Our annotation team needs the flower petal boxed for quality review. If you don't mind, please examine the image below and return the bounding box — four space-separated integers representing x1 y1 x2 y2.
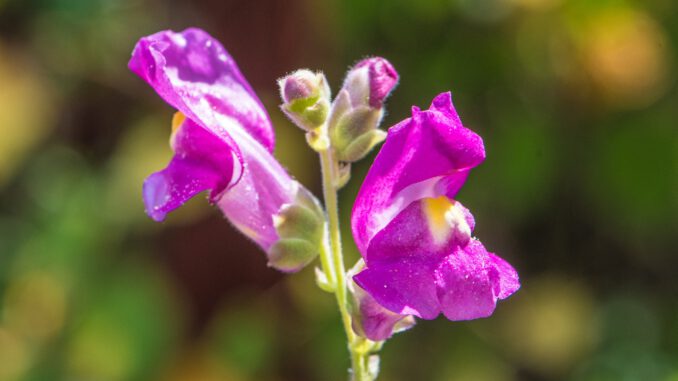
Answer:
129 28 275 157
488 252 521 299
362 199 474 264
351 92 485 254
216 126 300 251
351 281 415 341
143 118 236 221
435 240 520 320
354 258 439 319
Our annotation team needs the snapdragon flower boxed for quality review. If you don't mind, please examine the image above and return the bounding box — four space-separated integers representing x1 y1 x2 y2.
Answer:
129 28 323 272
351 92 520 339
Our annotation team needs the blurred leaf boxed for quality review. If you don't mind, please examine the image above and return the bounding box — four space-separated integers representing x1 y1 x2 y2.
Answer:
209 307 276 378
65 262 181 381
585 103 677 242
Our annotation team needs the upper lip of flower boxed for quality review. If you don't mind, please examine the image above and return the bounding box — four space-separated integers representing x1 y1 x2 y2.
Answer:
130 28 324 272
351 92 486 254
129 27 276 192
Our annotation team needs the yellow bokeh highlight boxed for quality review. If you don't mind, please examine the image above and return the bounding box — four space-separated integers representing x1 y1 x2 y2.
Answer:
494 275 598 376
4 270 67 343
582 8 671 108
0 41 55 186
0 327 30 381
66 317 134 381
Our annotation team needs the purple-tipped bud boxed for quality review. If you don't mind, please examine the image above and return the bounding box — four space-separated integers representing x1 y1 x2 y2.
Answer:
327 57 398 163
278 70 331 131
354 57 399 108
280 70 316 103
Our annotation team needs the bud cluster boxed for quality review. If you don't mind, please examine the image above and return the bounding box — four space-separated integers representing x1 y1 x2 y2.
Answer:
278 57 398 162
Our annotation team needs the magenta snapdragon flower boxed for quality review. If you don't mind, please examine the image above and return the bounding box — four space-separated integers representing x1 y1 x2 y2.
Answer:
351 93 520 339
129 28 322 271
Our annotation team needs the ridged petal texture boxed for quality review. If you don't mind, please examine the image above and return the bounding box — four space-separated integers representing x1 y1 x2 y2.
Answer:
351 92 519 333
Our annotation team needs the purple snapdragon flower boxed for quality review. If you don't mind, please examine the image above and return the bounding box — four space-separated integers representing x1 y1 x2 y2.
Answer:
129 28 322 271
351 92 520 339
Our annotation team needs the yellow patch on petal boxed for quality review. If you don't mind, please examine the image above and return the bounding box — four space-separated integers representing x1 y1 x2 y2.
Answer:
422 196 471 246
169 111 187 148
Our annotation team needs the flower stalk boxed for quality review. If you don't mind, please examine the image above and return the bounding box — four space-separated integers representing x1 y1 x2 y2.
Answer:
318 138 374 381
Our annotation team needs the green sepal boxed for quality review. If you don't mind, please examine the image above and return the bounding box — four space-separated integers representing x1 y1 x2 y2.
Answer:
331 107 382 152
305 127 330 152
287 94 320 113
268 238 318 273
336 129 387 163
274 203 323 244
283 98 329 130
334 162 351 189
268 188 325 273
315 267 335 293
327 89 352 132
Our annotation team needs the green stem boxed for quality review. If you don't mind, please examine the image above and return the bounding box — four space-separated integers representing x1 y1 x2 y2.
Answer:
317 228 337 288
318 146 372 381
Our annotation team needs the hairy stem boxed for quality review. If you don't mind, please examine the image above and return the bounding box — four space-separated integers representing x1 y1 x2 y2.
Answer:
317 228 337 288
318 146 372 381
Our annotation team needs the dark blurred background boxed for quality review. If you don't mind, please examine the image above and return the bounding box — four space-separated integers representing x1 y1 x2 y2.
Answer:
0 0 676 380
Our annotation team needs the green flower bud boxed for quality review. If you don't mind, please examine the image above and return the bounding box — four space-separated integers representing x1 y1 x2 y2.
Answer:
278 70 331 131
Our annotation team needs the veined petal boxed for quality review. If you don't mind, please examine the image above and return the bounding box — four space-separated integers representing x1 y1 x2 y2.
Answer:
351 92 485 253
143 117 236 221
129 28 275 159
216 125 300 251
435 240 520 320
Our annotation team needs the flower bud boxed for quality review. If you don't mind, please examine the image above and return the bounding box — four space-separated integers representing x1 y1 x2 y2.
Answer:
327 90 386 163
354 57 399 108
278 70 331 131
327 57 398 163
267 188 325 272
342 57 398 109
281 71 315 103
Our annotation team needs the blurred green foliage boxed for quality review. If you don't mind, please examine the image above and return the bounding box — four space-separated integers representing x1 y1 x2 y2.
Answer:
0 0 676 380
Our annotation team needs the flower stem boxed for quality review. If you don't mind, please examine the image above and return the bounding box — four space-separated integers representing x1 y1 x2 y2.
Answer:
318 146 372 381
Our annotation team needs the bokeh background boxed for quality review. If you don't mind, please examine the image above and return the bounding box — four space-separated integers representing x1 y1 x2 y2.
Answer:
0 0 676 380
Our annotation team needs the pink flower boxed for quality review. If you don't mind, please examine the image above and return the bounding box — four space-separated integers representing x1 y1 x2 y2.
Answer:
350 92 519 339
130 28 322 272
